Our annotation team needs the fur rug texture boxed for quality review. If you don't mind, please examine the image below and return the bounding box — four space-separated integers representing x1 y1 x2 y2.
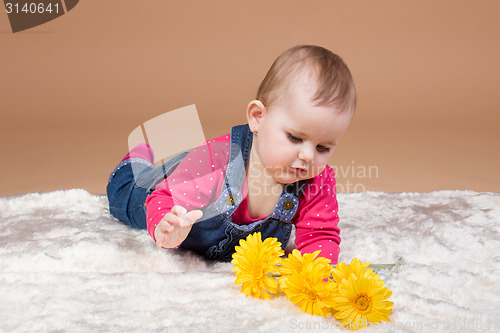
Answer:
0 189 498 332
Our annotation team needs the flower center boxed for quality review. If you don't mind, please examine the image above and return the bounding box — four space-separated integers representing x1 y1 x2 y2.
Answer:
252 263 266 279
354 293 371 312
305 289 317 301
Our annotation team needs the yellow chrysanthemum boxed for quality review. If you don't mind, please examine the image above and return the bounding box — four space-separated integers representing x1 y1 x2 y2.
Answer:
331 258 372 284
231 232 284 299
278 249 332 290
282 259 337 316
278 250 336 316
331 270 394 330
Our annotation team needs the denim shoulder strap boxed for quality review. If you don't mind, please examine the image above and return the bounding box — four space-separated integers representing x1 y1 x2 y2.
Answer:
207 124 252 218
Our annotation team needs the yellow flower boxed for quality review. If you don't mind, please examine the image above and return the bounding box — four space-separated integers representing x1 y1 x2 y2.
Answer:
332 270 394 330
231 232 284 299
278 249 332 290
331 257 372 284
279 250 336 316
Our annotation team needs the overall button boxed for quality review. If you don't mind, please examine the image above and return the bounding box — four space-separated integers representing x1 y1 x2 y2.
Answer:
283 199 294 210
226 195 235 205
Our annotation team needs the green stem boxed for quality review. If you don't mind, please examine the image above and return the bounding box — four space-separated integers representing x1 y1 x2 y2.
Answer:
268 273 282 278
267 258 404 278
367 263 396 270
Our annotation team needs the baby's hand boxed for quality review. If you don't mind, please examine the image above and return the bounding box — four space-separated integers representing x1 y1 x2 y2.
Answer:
154 206 203 249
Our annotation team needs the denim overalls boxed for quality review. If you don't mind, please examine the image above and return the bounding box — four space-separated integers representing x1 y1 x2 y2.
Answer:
106 124 309 261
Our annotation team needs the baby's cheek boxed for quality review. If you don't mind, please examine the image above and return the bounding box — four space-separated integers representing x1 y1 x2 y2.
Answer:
269 149 291 167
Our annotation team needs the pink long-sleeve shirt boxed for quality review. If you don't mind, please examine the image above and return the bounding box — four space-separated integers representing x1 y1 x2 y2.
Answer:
145 133 341 263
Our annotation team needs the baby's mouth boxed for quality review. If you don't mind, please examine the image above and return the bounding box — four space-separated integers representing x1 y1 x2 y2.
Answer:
290 167 308 176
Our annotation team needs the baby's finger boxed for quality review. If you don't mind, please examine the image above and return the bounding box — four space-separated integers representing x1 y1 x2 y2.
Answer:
160 212 180 229
171 205 187 217
179 210 203 227
157 221 174 233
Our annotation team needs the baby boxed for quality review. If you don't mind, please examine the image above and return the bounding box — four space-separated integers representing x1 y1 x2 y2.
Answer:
106 45 356 263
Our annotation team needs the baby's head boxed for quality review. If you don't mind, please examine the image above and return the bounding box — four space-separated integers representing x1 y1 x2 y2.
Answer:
256 44 356 116
247 45 356 184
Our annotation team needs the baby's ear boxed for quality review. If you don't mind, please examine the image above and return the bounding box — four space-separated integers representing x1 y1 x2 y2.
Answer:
246 100 267 132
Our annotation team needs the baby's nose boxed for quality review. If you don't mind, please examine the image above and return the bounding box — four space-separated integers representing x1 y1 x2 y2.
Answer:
297 146 314 162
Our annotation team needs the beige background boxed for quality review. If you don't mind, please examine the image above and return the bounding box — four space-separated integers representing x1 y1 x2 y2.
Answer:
1 0 499 196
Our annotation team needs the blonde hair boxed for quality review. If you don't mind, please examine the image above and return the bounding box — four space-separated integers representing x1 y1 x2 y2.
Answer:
256 45 356 115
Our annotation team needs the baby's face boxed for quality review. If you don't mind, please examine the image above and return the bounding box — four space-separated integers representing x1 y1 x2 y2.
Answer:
254 81 352 184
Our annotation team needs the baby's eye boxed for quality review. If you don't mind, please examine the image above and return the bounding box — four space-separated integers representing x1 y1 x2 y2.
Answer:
287 133 302 143
316 145 330 153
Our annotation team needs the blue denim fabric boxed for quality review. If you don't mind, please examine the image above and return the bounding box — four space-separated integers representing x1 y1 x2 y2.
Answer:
106 152 188 229
106 124 309 261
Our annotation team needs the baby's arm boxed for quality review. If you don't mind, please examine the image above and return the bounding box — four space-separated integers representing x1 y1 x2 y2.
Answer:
293 167 341 264
145 183 204 249
145 137 230 248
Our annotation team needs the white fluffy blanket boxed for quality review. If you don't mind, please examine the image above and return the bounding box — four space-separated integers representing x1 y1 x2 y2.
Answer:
0 189 498 332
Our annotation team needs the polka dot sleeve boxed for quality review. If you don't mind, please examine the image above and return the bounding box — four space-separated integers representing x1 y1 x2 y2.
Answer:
145 134 231 242
293 166 341 264
145 183 175 242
